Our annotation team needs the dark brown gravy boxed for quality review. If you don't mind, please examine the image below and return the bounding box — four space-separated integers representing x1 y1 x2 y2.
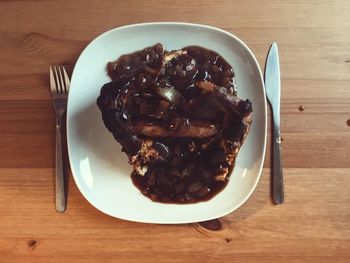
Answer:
97 44 252 204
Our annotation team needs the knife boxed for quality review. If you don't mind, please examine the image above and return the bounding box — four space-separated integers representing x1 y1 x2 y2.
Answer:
265 42 284 204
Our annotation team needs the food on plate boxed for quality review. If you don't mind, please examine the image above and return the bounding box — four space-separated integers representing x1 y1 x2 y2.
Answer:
97 43 252 203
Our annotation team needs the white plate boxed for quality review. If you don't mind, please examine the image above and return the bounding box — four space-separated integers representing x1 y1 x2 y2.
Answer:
67 22 267 224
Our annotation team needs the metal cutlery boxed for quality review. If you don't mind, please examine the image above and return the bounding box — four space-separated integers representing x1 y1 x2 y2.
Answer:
265 43 284 204
49 66 70 212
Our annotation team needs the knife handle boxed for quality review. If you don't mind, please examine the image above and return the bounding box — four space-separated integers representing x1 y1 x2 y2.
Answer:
271 118 284 204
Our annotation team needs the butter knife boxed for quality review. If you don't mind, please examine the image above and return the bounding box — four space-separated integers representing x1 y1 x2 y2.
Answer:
265 42 284 204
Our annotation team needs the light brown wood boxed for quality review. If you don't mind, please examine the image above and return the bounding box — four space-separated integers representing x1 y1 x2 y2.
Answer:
0 0 349 262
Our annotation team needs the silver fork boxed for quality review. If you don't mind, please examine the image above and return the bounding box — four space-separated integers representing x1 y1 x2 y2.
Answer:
49 66 70 212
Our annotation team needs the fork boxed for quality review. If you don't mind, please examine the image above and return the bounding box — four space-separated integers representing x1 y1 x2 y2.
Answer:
49 66 70 213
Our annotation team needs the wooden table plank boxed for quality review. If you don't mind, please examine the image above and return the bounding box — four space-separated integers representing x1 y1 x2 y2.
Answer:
0 169 349 262
0 0 349 262
1 101 349 168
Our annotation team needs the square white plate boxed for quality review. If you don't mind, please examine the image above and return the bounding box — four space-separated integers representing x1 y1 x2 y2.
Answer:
67 22 267 223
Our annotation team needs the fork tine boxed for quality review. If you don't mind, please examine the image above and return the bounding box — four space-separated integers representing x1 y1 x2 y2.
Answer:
62 66 70 93
49 66 57 94
57 66 65 95
53 66 62 94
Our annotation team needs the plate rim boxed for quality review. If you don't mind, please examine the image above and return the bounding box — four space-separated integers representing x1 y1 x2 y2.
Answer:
67 22 267 223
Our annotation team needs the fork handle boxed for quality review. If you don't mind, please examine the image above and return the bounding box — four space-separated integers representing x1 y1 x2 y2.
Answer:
55 114 66 212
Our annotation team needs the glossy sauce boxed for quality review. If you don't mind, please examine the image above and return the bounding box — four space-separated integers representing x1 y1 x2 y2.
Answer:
98 44 252 204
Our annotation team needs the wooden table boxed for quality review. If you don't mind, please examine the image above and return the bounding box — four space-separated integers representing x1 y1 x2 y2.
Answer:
0 1 349 262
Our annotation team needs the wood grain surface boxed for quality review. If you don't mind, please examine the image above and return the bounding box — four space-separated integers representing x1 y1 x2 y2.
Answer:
0 0 349 262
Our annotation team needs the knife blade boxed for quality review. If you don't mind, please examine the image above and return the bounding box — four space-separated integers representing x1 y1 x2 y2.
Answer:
265 42 284 204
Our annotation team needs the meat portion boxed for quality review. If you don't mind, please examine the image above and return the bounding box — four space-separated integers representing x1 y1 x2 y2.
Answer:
132 120 218 138
97 43 253 204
